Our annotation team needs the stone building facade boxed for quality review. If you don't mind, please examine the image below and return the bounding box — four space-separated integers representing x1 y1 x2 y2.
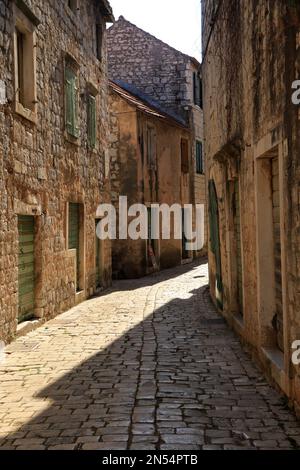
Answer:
109 81 193 279
0 0 114 344
107 17 207 256
202 0 300 413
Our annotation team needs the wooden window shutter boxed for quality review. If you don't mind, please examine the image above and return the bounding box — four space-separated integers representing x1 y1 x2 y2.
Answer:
65 66 78 137
196 75 201 107
199 78 203 108
87 94 96 148
96 24 103 61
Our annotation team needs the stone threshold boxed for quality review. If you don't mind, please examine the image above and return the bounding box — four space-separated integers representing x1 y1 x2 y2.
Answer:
181 258 193 265
16 318 44 339
262 347 289 395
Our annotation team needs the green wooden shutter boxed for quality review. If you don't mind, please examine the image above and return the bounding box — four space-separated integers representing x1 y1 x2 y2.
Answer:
88 94 96 148
193 73 202 107
95 220 101 288
234 180 243 315
65 66 79 138
272 158 284 351
199 78 203 108
18 215 35 322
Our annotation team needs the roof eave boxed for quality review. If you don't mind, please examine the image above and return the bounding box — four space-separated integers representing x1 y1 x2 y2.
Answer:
109 81 190 131
99 0 114 22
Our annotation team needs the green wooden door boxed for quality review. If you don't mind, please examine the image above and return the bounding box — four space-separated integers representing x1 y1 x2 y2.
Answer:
18 215 35 322
95 220 101 288
182 208 189 260
69 203 80 291
208 180 223 309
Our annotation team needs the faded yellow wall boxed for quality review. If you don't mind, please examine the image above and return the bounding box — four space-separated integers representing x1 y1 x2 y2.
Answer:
109 88 193 278
0 0 112 344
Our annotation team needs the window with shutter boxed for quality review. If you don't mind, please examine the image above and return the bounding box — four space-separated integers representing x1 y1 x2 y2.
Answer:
65 65 79 138
87 94 96 148
196 141 204 174
96 24 103 61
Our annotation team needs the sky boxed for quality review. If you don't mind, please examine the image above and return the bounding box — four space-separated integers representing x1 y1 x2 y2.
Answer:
108 0 202 61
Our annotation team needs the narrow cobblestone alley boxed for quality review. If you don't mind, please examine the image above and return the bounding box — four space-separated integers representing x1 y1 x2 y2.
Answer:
0 261 300 451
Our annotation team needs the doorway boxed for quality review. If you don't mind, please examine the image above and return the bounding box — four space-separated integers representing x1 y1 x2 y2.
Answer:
18 215 35 322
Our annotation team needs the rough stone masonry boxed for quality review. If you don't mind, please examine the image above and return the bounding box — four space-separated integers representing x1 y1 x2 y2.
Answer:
0 0 113 343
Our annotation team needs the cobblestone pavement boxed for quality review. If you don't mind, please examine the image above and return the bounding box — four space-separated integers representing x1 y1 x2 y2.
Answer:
0 261 300 450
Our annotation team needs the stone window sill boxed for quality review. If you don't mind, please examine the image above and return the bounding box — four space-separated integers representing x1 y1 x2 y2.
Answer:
64 130 81 147
15 101 37 124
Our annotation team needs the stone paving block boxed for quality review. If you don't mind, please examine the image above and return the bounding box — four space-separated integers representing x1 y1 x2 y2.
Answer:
0 262 300 451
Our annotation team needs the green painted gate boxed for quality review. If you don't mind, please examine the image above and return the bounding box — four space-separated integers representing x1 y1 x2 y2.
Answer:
18 215 35 322
69 203 80 291
208 180 223 310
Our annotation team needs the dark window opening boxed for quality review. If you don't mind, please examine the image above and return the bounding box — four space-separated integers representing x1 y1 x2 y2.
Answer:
182 209 190 260
181 138 189 174
87 94 96 148
196 140 204 174
16 29 25 106
65 64 79 138
96 24 103 61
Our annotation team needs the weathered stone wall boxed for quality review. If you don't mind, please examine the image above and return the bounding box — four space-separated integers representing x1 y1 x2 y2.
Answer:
0 0 112 343
202 0 300 412
107 16 207 256
107 16 192 119
186 60 207 254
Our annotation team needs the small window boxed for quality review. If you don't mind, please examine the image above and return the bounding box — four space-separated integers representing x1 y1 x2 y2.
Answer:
68 0 78 13
16 30 25 106
181 139 189 174
196 141 204 174
87 94 96 148
65 64 79 138
147 126 157 168
193 72 203 108
14 9 37 120
96 24 103 61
